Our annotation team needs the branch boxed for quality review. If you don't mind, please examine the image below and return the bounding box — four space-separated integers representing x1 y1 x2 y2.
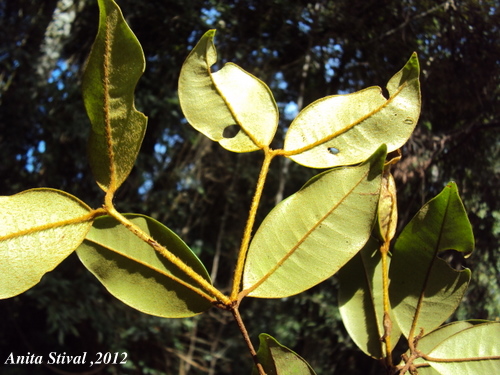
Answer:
380 0 456 40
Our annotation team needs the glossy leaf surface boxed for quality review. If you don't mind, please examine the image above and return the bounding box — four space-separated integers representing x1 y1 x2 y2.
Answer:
0 189 93 298
77 214 212 317
389 182 474 338
284 53 420 168
251 334 317 375
338 237 401 358
427 322 500 374
178 30 278 152
243 146 386 298
82 0 147 192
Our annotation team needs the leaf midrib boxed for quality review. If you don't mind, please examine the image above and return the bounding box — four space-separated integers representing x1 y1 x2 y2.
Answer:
408 191 451 340
248 168 372 294
284 82 409 157
102 13 116 192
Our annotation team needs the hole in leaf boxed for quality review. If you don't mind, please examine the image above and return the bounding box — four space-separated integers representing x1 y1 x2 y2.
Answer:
328 147 339 155
223 124 240 139
438 249 465 271
381 87 390 99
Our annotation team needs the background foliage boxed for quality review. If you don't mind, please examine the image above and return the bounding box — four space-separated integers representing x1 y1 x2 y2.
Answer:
1 0 498 374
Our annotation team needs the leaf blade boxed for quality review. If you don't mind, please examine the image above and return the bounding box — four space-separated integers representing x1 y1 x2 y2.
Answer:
243 146 386 298
389 182 475 338
338 237 401 358
426 322 500 374
76 214 212 318
82 0 147 192
252 333 317 375
0 189 93 298
284 53 420 168
178 30 278 152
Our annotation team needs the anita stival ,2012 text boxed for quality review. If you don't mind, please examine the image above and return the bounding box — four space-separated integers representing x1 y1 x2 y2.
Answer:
4 351 128 367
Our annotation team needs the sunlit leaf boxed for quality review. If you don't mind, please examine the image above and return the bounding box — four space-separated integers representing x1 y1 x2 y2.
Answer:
338 237 401 359
389 182 474 338
426 322 500 374
0 189 94 298
284 53 420 168
418 321 483 354
243 146 386 298
76 214 212 318
178 30 279 152
376 170 398 242
82 0 147 192
251 333 317 375
401 320 483 374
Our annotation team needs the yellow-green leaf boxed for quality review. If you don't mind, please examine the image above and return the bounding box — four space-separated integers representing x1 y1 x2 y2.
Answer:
76 214 212 318
427 322 500 374
400 320 480 374
377 171 398 242
284 53 420 168
242 146 386 298
178 30 279 152
82 0 147 192
0 189 94 299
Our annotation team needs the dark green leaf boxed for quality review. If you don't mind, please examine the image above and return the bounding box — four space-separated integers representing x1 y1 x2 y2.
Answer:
251 333 317 375
76 214 212 318
338 237 401 358
389 182 474 338
82 0 147 192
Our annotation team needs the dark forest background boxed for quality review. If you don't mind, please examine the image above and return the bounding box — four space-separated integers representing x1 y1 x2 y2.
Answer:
1 0 498 374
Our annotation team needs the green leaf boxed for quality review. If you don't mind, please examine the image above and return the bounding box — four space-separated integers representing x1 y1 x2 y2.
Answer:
82 0 147 192
76 214 212 318
284 53 420 168
243 145 386 298
426 322 500 374
418 321 479 354
178 30 279 152
338 237 401 359
251 334 317 375
0 189 94 298
389 182 474 338
400 320 484 374
376 171 398 242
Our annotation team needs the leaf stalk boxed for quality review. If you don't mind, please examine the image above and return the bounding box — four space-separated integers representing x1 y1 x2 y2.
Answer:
230 148 276 300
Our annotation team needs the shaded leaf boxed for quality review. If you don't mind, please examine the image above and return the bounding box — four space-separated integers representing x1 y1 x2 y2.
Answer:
389 182 474 338
284 53 420 168
338 237 401 359
179 30 278 152
251 333 317 375
82 0 147 192
243 146 386 298
76 214 212 318
427 322 500 374
0 189 94 298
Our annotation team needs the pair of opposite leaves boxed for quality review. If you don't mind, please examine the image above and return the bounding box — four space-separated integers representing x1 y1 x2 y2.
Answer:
178 29 420 169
